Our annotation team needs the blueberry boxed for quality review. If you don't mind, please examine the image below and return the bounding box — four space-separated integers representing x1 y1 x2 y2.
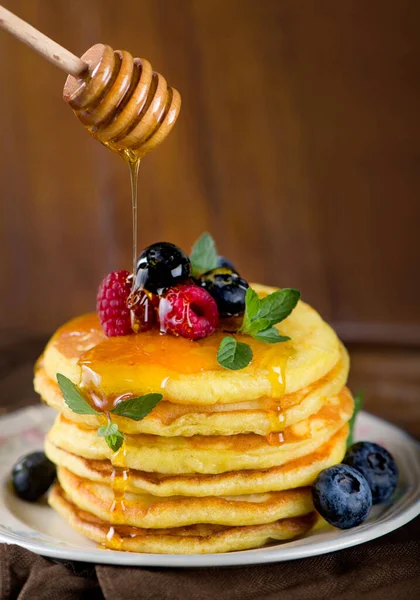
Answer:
199 268 249 317
343 442 398 504
216 255 237 273
12 451 56 502
312 464 372 529
136 242 191 293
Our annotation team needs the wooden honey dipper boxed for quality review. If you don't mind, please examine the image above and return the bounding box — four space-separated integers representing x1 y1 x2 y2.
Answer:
0 5 181 160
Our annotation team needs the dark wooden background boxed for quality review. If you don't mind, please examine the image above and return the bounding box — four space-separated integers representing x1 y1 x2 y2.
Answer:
0 0 419 433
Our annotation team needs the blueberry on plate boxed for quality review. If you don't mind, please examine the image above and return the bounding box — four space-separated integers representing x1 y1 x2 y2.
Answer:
343 441 399 504
12 451 56 502
216 255 237 273
200 268 249 317
312 464 372 529
136 242 191 293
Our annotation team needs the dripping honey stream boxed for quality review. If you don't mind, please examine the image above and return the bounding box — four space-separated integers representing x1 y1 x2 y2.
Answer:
107 156 139 547
62 42 182 544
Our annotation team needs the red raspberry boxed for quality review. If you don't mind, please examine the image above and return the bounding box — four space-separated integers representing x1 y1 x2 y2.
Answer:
159 284 219 340
97 270 132 337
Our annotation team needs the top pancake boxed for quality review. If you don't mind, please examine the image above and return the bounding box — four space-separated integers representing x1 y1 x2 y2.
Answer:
35 344 348 436
40 284 342 406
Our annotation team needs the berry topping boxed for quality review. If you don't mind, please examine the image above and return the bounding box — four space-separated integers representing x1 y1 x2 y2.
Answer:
343 442 399 504
159 284 219 340
136 242 191 293
12 451 56 502
199 268 249 317
97 270 132 337
312 464 372 529
217 255 237 272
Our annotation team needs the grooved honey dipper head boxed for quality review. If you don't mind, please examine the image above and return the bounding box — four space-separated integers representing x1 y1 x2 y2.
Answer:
63 43 181 161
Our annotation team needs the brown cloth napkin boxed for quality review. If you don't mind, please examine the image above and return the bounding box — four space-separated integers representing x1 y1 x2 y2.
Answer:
1 516 419 600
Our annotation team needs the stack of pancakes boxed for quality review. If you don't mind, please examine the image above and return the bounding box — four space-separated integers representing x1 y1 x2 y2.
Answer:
35 284 353 554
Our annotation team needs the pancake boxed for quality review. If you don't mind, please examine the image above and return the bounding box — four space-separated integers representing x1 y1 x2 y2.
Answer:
45 425 348 497
47 388 353 474
39 282 353 554
36 346 349 436
41 284 342 405
57 467 314 528
49 485 317 553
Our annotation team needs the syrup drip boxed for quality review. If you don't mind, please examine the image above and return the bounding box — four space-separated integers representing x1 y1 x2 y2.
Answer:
127 156 141 280
266 431 285 446
264 350 287 397
266 404 285 439
80 364 134 410
262 347 289 443
94 413 131 539
105 526 123 551
124 155 157 333
107 438 130 549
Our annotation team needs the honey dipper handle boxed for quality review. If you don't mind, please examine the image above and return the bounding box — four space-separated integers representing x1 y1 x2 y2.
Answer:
0 5 87 77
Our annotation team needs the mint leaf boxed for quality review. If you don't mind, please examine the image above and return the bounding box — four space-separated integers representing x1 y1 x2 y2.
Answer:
242 287 261 332
97 423 119 437
252 327 290 344
217 336 253 370
105 431 124 452
258 288 301 323
246 317 272 336
56 373 99 415
347 390 364 448
240 287 300 343
111 394 163 421
97 422 124 452
190 232 218 277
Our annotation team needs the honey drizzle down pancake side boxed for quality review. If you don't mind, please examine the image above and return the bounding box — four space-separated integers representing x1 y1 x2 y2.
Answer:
79 347 133 549
107 444 129 550
262 347 288 444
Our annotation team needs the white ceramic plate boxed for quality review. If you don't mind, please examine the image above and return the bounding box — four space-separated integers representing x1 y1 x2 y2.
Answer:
0 405 419 567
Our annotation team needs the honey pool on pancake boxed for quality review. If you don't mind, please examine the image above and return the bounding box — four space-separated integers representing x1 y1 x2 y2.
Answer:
53 313 293 412
62 313 292 451
78 321 291 446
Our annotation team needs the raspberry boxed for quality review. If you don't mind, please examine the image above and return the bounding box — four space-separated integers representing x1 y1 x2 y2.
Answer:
97 270 132 337
159 284 219 340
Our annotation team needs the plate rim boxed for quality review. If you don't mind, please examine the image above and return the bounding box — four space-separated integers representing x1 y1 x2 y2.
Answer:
0 408 419 567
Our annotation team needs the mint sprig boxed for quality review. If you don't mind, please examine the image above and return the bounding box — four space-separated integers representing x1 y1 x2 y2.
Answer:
111 393 163 420
190 232 218 277
217 336 253 370
97 422 119 437
241 287 300 339
251 327 290 344
97 422 125 452
347 390 364 448
217 287 300 371
57 374 163 453
56 373 99 415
